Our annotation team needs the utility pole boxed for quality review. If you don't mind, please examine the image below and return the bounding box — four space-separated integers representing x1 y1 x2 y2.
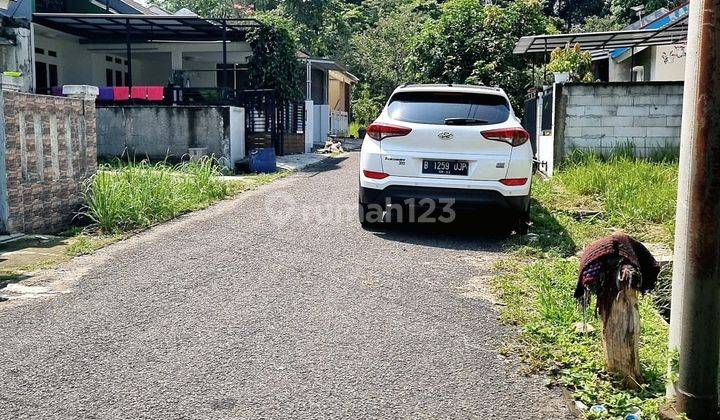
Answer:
668 0 720 417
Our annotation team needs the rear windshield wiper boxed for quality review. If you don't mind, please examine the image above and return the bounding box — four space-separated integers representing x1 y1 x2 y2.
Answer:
444 118 489 125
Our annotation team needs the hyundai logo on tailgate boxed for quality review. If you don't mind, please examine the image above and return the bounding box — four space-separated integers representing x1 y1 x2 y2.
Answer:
438 131 453 140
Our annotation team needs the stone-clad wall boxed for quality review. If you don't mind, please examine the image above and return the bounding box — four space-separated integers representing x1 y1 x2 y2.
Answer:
0 91 97 233
555 82 683 158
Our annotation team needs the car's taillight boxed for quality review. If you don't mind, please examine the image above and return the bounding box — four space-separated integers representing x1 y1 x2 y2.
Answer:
481 128 529 147
366 122 412 141
363 170 389 179
500 178 528 186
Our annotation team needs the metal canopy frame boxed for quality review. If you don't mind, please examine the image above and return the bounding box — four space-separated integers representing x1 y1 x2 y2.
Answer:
32 13 262 43
513 13 688 56
32 13 263 88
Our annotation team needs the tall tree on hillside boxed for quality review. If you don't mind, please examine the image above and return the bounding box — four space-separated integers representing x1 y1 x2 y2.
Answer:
347 0 439 101
276 0 358 58
609 0 675 24
544 0 608 29
407 0 555 109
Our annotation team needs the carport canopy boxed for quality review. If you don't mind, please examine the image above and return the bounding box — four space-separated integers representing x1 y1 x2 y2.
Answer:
32 13 263 87
513 13 687 55
32 13 262 43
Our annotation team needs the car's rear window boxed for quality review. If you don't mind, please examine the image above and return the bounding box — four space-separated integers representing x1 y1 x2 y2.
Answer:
387 91 510 125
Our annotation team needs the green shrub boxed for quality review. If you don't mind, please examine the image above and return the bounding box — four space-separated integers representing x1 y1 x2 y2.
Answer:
351 84 384 125
348 121 362 138
82 157 229 233
494 258 670 418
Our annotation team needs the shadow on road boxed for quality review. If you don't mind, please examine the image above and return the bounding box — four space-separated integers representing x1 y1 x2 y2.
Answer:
300 155 350 177
367 213 510 252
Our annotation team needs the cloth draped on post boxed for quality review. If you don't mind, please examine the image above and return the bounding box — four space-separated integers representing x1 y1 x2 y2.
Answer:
574 233 660 389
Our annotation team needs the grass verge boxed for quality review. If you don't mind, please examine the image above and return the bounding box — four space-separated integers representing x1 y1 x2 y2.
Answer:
0 159 290 284
82 157 289 233
494 153 679 419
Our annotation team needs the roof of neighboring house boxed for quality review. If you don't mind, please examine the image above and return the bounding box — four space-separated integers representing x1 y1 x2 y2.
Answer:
513 3 688 56
85 0 156 14
32 12 262 42
329 69 359 84
118 0 158 15
302 56 359 82
610 3 689 61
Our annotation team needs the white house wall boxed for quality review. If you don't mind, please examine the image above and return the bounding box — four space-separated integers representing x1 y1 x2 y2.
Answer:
179 59 216 87
608 45 685 82
31 24 253 89
649 45 686 81
132 53 171 85
33 26 115 87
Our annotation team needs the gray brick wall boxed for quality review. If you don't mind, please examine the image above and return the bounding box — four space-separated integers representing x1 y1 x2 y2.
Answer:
559 82 683 157
96 106 231 161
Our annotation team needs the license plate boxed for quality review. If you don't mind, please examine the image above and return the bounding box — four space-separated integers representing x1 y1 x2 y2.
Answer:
422 160 469 176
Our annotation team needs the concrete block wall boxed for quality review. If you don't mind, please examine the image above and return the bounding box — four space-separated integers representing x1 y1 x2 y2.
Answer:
556 82 683 158
0 91 97 234
96 106 231 162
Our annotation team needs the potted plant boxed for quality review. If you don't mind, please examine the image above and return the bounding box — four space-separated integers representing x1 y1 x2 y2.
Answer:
1 70 22 92
548 43 593 84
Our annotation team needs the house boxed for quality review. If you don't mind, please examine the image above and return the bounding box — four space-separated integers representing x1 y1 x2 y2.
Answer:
513 3 688 83
602 4 689 82
0 0 357 163
300 54 358 142
513 7 689 174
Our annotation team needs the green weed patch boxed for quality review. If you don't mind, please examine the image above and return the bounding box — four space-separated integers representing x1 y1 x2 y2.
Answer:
496 154 678 418
82 158 289 233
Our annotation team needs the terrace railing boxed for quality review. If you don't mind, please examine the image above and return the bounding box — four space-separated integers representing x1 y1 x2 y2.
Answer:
169 87 305 155
45 85 305 155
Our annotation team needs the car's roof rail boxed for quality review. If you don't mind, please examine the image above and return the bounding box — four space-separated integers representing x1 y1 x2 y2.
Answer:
398 83 502 91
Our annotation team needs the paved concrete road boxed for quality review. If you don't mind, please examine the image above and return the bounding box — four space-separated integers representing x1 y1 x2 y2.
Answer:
0 153 570 419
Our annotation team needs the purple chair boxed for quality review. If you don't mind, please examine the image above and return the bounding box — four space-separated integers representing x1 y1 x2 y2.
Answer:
98 87 114 101
51 87 63 96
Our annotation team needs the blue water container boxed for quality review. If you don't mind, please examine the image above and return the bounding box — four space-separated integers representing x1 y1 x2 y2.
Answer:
248 147 277 173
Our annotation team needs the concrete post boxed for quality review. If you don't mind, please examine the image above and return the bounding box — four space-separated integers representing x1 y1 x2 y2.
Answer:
0 75 22 92
306 60 312 101
63 85 99 101
171 50 183 70
305 100 314 153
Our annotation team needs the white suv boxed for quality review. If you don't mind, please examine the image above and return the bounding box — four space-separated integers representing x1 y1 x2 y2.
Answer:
358 84 533 232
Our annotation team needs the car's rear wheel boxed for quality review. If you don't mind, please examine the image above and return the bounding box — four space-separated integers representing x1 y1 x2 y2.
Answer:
513 200 531 235
514 212 529 235
359 202 382 228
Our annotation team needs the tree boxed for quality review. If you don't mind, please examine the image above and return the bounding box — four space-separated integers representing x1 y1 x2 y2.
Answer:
407 0 556 110
154 0 238 17
245 13 303 101
346 0 437 101
577 14 624 32
609 0 674 24
543 0 608 29
351 84 385 125
274 0 357 58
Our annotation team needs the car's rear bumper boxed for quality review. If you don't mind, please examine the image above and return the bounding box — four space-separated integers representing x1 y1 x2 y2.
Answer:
359 185 530 214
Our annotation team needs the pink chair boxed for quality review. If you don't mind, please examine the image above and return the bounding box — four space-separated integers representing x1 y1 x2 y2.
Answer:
113 86 130 101
130 86 147 100
146 86 164 101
